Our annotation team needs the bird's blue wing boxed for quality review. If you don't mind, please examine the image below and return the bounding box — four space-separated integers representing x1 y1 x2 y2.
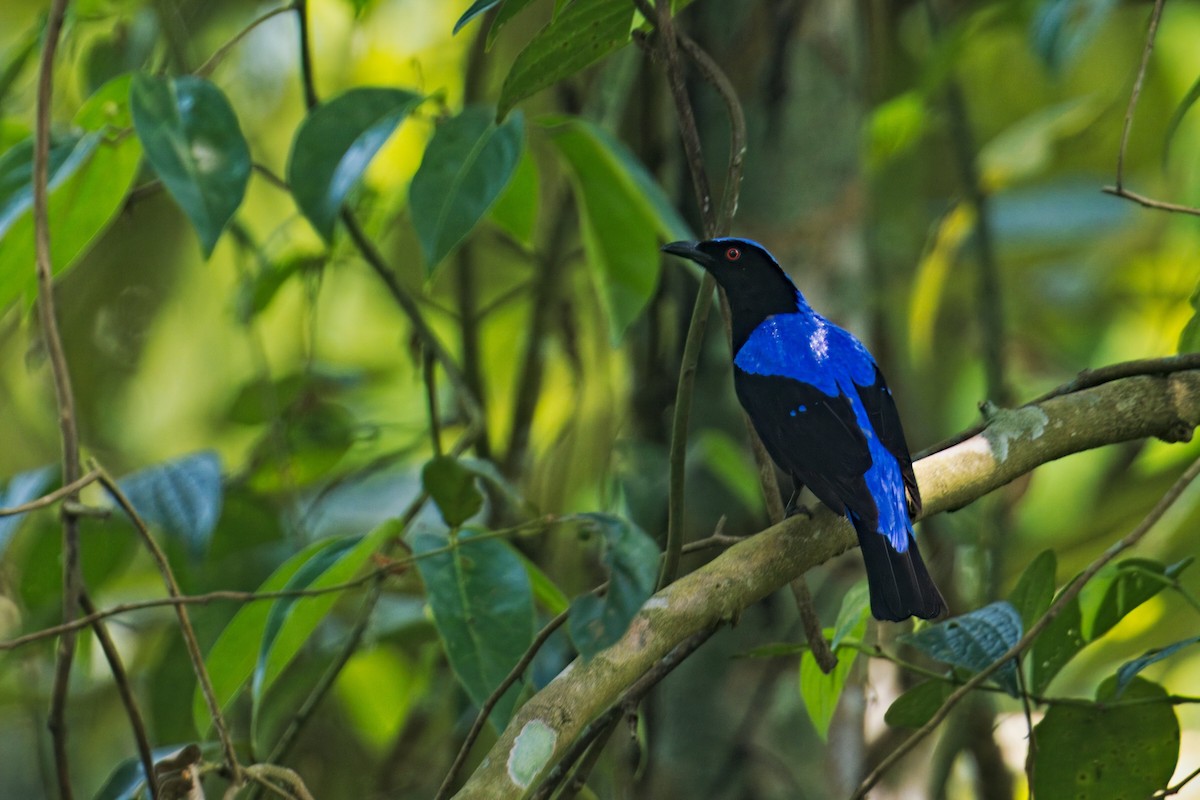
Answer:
854 366 921 516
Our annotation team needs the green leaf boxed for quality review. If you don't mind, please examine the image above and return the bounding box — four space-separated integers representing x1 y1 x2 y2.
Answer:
902 601 1022 696
487 0 539 49
1009 549 1056 630
117 451 222 558
567 513 659 660
1030 596 1085 694
488 144 539 246
454 0 505 33
548 118 679 342
0 465 55 558
191 520 401 736
287 87 423 241
1114 635 1200 698
1033 676 1179 800
497 0 635 119
412 528 535 728
421 456 484 528
0 75 142 310
130 73 250 256
1078 558 1185 641
831 581 871 649
884 680 953 729
409 107 524 271
799 618 866 741
519 552 570 615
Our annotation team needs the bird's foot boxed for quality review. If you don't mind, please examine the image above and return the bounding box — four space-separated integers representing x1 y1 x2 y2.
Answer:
784 502 813 520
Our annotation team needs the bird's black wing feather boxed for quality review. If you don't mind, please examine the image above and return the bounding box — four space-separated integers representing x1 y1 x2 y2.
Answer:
734 370 872 515
855 367 921 516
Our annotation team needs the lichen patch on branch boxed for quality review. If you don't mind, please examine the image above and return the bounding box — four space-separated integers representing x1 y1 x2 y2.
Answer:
982 406 1049 461
507 719 556 789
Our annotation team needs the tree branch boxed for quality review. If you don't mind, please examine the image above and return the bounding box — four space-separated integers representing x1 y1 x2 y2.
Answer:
452 367 1200 799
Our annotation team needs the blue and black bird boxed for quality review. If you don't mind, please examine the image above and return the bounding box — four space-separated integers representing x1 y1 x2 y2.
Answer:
663 238 945 621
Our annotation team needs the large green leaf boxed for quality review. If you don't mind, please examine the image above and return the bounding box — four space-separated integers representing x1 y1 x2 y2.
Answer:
409 107 523 272
130 73 250 256
884 680 953 729
497 0 635 119
287 87 423 241
547 118 684 342
1008 549 1056 631
567 514 659 660
799 617 867 741
903 601 1022 696
412 528 535 728
1033 676 1179 799
0 74 142 310
117 451 223 559
191 520 401 736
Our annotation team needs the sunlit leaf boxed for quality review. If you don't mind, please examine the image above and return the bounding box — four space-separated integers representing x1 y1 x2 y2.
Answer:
410 107 524 271
547 118 683 341
334 647 431 754
799 617 866 741
884 680 953 729
489 144 539 246
412 528 534 728
191 519 401 736
1033 676 1179 799
288 87 423 241
0 465 55 558
421 456 484 528
0 75 142 310
497 0 635 119
831 581 871 649
130 73 251 256
1009 549 1056 630
903 601 1022 696
118 451 223 558
567 513 659 660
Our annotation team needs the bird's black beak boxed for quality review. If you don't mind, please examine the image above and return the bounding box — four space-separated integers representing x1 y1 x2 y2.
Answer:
662 240 705 263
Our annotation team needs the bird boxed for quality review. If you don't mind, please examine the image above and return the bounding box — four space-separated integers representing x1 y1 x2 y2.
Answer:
662 237 945 621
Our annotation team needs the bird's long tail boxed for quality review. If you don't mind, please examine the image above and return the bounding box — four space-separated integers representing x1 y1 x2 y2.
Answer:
851 516 945 622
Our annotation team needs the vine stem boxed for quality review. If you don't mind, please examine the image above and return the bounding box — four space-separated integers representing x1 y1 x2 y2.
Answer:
851 453 1200 799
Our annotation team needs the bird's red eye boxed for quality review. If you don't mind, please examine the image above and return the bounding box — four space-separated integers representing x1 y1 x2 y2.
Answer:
725 247 741 261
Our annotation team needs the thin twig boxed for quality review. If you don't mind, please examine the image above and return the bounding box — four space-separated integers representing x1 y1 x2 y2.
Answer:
294 0 319 110
0 470 99 517
851 453 1200 799
1157 764 1200 797
1102 184 1200 217
1116 0 1167 190
434 610 570 800
195 3 296 77
34 1 84 796
77 592 159 800
96 468 242 782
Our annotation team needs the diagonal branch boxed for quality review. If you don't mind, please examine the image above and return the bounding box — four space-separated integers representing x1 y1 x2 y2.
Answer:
452 367 1200 799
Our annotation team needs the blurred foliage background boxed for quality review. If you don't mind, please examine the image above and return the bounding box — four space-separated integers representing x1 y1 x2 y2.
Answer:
2 0 1200 798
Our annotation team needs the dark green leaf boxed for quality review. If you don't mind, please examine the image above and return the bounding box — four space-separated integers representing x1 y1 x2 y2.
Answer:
287 87 423 241
0 465 55 557
1033 676 1179 800
739 642 806 659
1115 635 1200 698
130 73 250 256
903 601 1022 696
0 75 142 310
118 451 223 558
548 118 677 341
192 520 401 735
454 0 505 33
412 528 535 728
567 513 659 660
409 107 524 271
1079 558 1184 641
487 0 539 49
421 456 484 528
885 680 953 728
497 0 635 119
1030 595 1085 694
1009 549 1056 630
488 144 539 246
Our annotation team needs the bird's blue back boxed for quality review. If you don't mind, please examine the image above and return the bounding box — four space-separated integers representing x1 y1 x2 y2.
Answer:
734 308 913 552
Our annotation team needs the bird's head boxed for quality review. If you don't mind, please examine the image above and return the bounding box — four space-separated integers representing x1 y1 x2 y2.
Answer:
662 238 804 328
